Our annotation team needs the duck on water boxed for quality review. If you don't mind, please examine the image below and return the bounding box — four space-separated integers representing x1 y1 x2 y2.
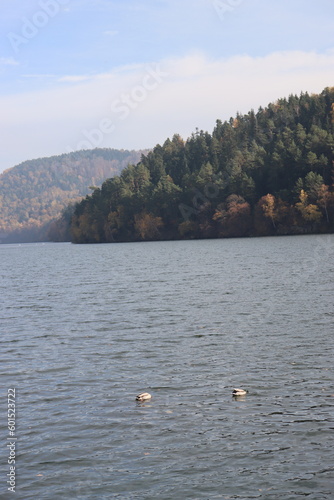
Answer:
232 388 248 396
136 392 152 402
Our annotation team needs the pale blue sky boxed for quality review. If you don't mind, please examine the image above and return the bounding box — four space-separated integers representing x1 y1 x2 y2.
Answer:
0 0 334 171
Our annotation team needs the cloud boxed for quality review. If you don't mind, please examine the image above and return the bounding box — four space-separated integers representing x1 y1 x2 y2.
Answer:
103 30 119 36
58 75 93 83
1 49 334 170
22 74 56 78
0 57 19 66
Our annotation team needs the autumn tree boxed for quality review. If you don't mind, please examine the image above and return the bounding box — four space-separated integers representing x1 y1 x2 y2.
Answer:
261 194 277 229
213 195 251 237
134 212 163 240
316 184 334 223
295 190 322 225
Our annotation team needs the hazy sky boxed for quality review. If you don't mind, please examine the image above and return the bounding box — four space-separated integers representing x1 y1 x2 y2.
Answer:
1 0 334 172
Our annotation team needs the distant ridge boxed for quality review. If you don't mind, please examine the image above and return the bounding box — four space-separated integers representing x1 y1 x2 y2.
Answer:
0 148 146 243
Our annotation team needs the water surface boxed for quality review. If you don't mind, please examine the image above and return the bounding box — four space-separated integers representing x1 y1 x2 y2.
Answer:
1 235 334 499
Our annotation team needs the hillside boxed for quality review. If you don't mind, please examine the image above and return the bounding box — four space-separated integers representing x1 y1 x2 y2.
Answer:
67 87 334 243
0 148 145 243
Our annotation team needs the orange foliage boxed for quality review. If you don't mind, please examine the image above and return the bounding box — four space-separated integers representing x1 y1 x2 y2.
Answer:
134 212 163 240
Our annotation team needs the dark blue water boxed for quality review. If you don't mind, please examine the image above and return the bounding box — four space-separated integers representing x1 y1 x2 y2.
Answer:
1 235 334 499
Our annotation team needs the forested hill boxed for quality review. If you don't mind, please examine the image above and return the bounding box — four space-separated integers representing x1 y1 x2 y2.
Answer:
68 87 334 244
0 148 145 243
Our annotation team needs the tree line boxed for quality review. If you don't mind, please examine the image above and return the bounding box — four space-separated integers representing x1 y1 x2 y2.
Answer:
58 87 334 243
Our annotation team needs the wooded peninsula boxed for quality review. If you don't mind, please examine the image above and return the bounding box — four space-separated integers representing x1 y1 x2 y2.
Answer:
60 87 334 244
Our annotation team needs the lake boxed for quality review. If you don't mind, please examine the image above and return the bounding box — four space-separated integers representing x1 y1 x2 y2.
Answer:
1 235 334 499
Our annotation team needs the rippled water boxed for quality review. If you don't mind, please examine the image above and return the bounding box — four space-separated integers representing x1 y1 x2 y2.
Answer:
1 235 334 499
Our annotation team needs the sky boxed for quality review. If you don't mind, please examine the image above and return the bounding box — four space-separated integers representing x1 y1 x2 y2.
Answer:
0 0 334 173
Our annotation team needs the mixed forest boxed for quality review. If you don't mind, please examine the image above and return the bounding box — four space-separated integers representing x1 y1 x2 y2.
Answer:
67 87 334 244
0 149 144 243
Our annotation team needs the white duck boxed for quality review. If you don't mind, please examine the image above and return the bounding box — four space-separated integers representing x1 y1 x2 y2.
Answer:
136 392 152 402
232 388 248 396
